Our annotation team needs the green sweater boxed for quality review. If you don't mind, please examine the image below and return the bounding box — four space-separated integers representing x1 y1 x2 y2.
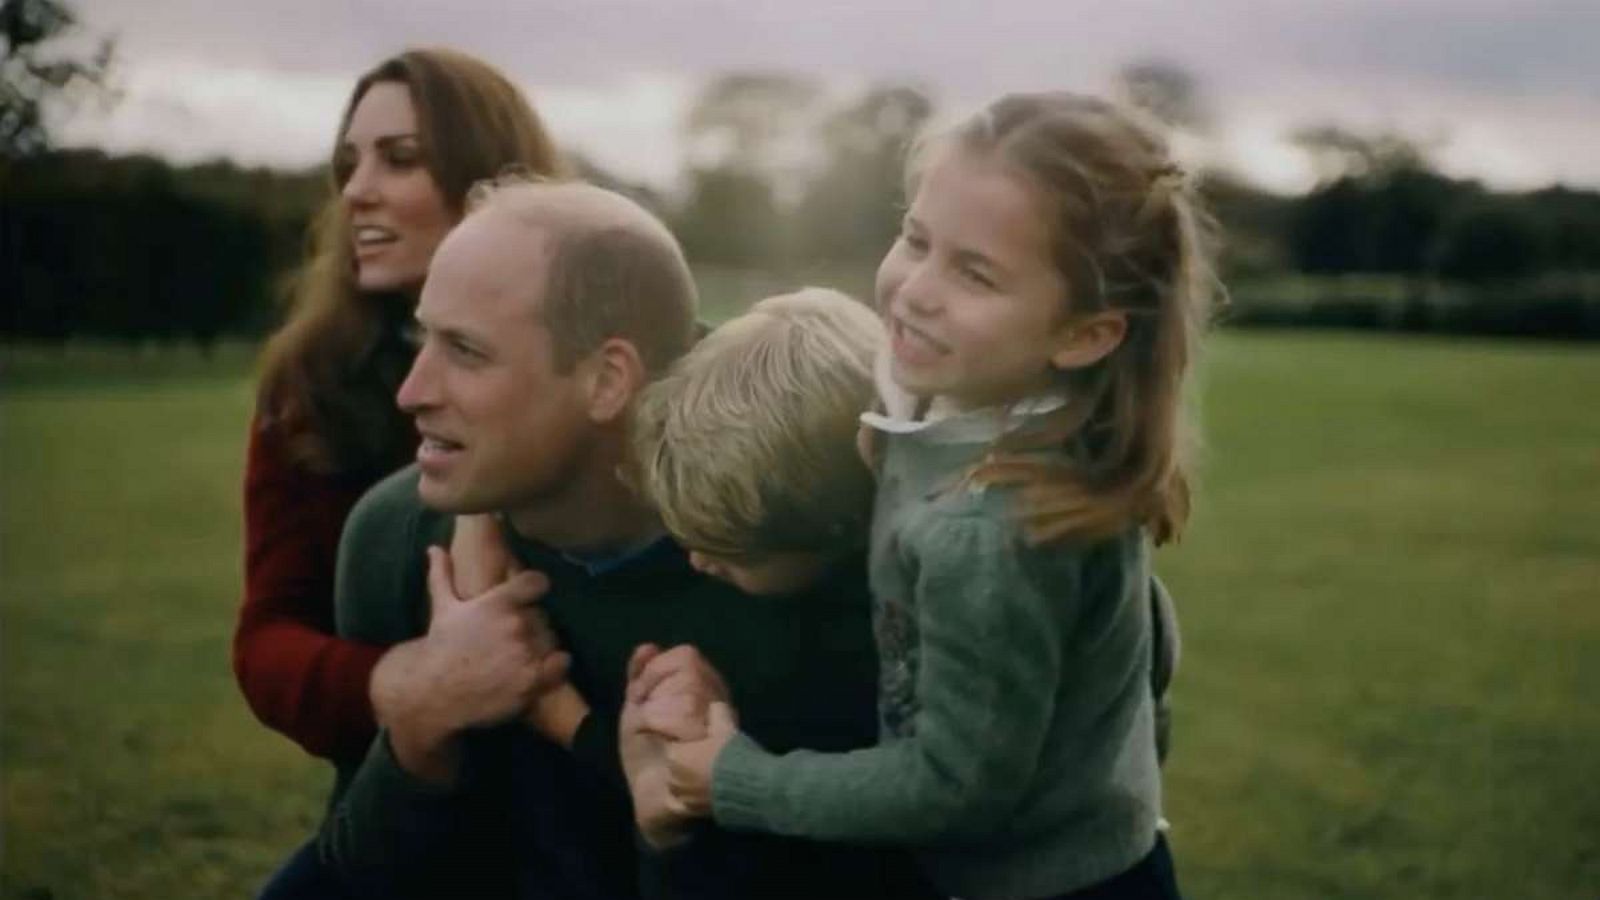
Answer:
713 408 1163 899
318 466 935 900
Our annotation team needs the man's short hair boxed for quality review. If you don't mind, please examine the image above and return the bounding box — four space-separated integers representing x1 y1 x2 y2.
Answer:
631 287 884 558
465 176 697 376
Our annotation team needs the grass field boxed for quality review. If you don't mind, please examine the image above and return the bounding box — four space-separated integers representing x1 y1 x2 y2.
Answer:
3 331 1598 899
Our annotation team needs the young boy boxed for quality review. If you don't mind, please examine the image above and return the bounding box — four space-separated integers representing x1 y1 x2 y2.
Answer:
630 287 883 598
629 285 1179 755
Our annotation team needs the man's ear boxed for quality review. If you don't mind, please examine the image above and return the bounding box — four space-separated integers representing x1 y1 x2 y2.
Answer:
583 337 648 424
1050 311 1128 372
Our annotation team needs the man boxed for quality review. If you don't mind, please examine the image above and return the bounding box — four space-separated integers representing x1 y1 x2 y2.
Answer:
316 178 934 899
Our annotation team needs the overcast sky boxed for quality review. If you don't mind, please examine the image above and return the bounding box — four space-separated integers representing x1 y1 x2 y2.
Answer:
56 0 1600 194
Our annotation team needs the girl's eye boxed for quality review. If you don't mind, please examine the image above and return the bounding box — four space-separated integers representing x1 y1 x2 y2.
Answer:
902 232 929 254
332 154 356 186
962 266 996 289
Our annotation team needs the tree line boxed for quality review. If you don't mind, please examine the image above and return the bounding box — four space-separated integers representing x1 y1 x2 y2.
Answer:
5 28 1600 344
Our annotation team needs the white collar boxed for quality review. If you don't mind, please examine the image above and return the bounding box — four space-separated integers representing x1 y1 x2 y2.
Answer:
858 348 1069 439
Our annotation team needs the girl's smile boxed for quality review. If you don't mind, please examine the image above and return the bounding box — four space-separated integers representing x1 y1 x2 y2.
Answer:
888 313 949 366
875 144 1081 411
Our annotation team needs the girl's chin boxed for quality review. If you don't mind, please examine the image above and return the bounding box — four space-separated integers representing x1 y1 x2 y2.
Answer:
888 360 937 394
356 268 424 294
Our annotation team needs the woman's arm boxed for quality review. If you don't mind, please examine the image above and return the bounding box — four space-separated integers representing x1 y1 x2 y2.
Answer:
232 417 387 761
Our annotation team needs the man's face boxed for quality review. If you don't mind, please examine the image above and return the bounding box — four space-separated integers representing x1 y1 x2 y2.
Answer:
397 208 593 515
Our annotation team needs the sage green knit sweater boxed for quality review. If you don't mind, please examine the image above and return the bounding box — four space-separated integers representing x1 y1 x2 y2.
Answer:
712 404 1163 900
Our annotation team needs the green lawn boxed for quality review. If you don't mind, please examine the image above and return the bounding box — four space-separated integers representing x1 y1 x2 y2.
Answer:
3 332 1597 899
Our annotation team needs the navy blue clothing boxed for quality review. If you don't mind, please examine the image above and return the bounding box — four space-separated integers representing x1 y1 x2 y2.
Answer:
1042 835 1182 900
320 466 936 900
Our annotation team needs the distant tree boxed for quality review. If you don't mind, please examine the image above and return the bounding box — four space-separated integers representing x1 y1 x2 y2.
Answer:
1430 198 1547 281
678 71 821 267
796 84 932 265
684 71 821 176
1283 124 1471 275
3 150 301 346
1288 125 1428 186
1290 166 1466 275
676 166 782 267
1200 170 1294 277
1 0 115 158
1525 186 1600 271
1116 59 1211 134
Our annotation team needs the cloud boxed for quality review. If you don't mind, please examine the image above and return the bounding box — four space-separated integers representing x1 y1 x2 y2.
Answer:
64 0 1600 190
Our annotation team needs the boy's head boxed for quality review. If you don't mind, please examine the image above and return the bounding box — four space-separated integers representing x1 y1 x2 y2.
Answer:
630 287 884 595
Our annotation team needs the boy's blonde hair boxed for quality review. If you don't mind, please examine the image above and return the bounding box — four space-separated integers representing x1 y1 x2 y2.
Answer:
630 288 884 558
914 92 1219 546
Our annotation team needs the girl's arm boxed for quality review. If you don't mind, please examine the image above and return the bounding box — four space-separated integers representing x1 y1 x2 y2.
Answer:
671 509 1073 843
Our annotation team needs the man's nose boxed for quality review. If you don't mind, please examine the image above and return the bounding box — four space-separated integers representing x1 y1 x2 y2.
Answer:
396 344 437 414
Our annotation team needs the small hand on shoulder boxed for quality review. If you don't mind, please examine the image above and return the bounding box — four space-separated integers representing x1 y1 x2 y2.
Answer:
449 513 591 746
373 517 575 783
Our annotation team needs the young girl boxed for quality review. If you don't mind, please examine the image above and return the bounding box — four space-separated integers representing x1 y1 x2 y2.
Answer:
648 91 1214 900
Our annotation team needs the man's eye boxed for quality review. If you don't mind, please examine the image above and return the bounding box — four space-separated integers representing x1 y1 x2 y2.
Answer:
902 233 928 253
450 339 486 361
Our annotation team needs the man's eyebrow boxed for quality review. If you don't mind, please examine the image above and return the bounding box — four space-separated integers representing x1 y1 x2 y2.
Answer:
437 322 495 348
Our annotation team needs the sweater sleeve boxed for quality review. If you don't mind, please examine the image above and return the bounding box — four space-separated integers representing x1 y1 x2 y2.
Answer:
318 729 515 898
231 416 388 762
712 508 1071 843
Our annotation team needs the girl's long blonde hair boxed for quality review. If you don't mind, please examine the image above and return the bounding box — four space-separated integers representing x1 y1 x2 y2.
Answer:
255 48 567 477
919 92 1219 546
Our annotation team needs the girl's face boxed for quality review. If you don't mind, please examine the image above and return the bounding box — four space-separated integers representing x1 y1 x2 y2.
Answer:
875 145 1079 410
337 81 456 295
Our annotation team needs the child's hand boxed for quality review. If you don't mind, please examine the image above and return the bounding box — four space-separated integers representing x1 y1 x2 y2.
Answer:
663 700 737 818
449 515 580 742
625 643 730 712
449 513 517 598
621 644 704 848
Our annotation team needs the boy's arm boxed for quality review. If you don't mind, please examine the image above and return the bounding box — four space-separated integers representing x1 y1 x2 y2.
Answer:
448 512 599 761
702 510 1072 843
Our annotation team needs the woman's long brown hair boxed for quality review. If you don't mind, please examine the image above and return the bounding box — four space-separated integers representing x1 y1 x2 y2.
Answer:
255 47 567 477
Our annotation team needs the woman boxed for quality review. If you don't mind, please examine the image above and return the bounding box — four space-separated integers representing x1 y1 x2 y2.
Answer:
232 47 564 894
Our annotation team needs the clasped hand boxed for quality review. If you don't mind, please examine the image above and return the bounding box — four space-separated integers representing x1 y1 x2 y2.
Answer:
619 643 740 848
375 515 574 784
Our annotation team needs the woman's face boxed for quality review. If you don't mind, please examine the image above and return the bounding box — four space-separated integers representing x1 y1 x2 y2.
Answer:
337 80 456 295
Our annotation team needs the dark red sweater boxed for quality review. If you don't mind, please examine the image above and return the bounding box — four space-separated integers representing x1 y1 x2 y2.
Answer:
232 415 392 761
